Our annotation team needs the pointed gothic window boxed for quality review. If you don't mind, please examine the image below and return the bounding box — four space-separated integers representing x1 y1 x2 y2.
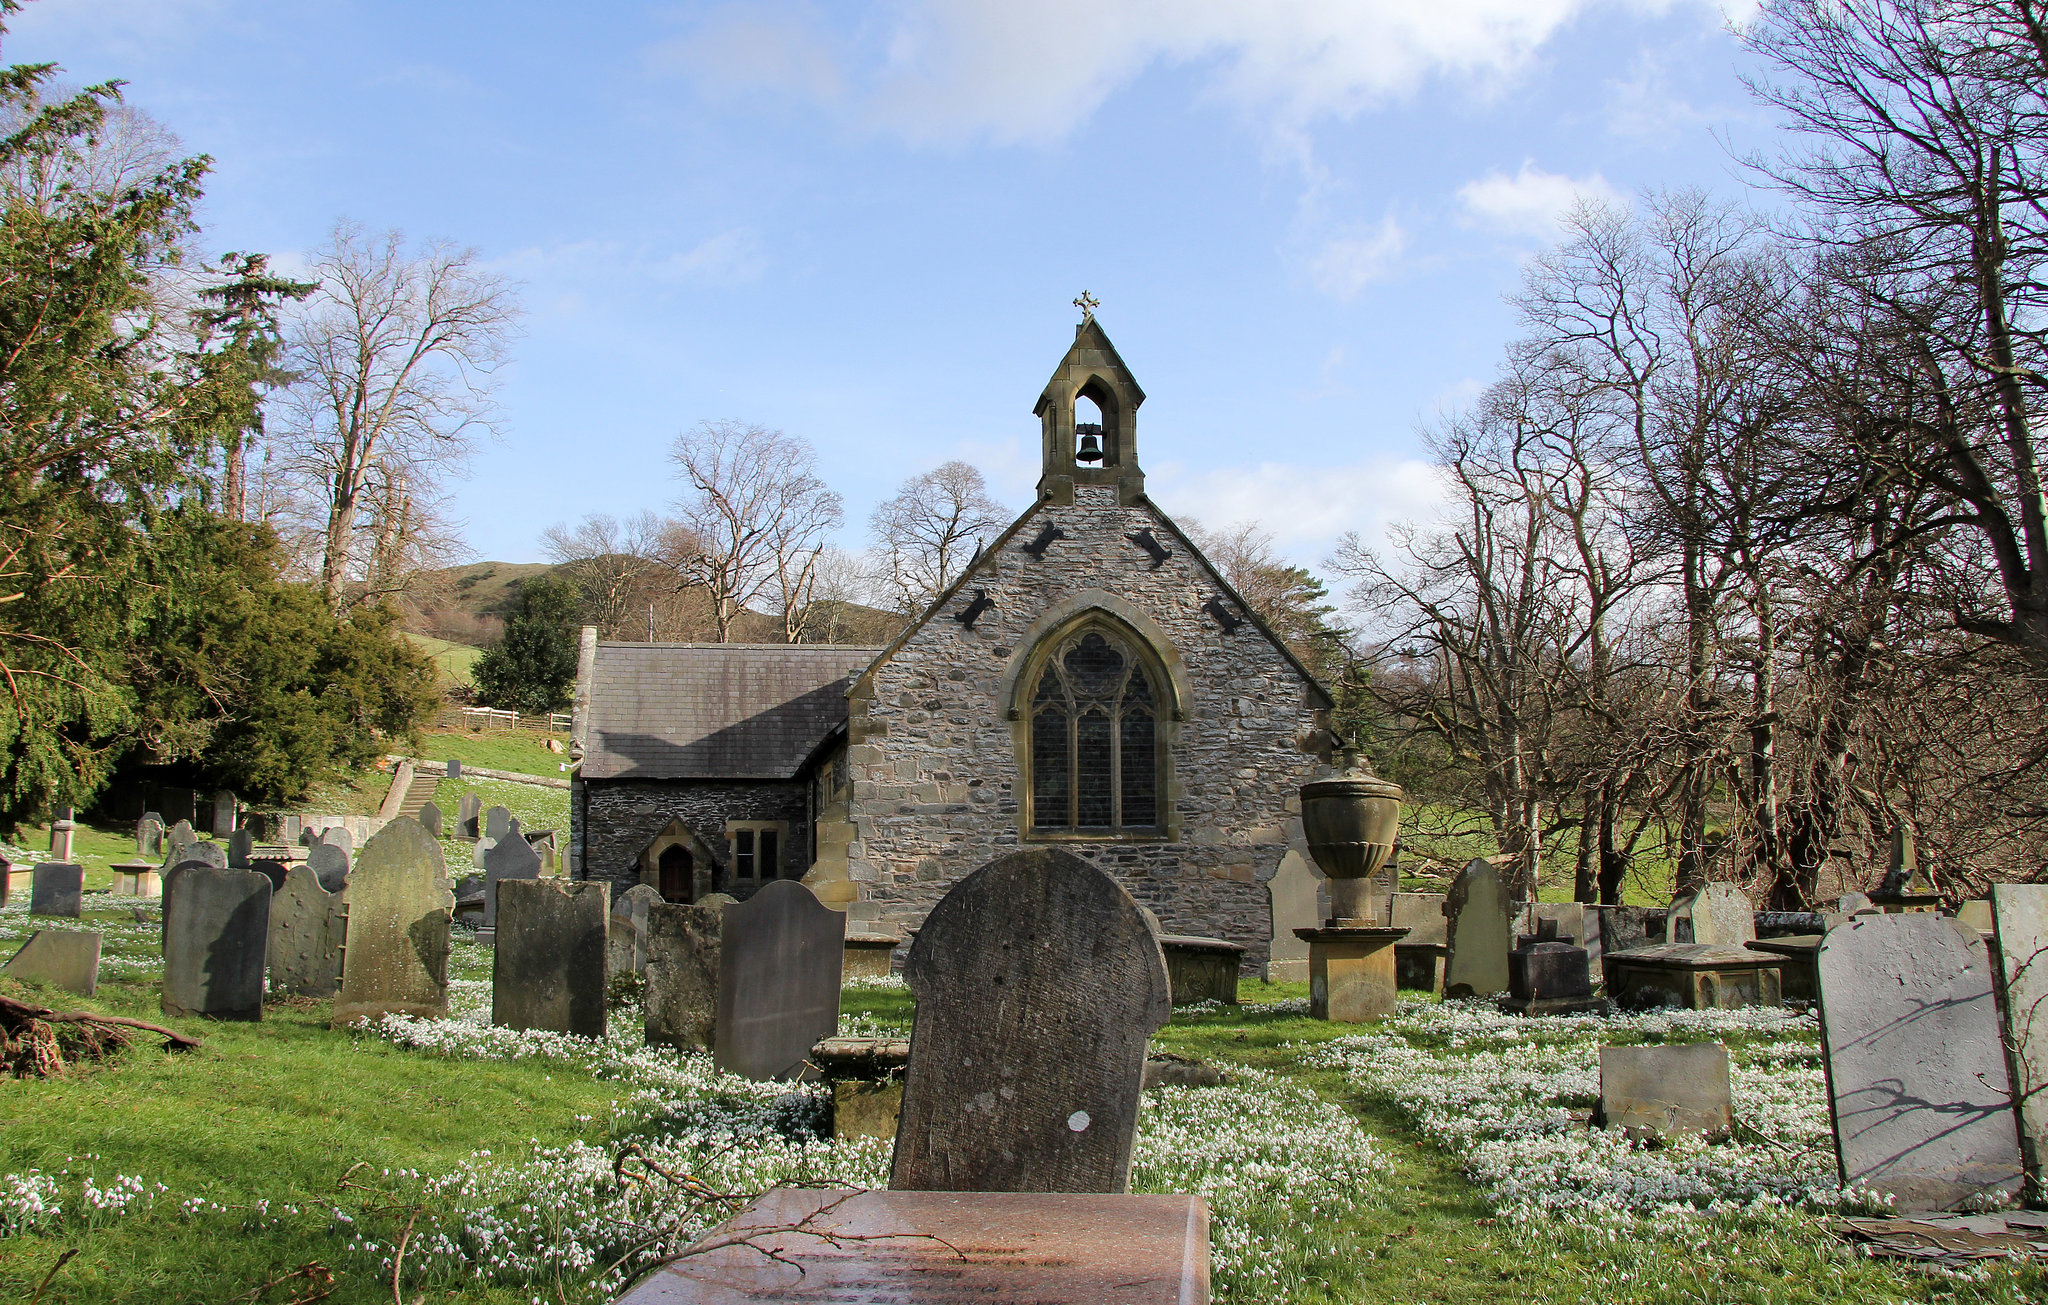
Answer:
1027 627 1161 833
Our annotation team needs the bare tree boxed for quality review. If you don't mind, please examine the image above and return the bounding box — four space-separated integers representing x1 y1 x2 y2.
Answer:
276 222 520 609
542 512 674 639
869 461 1009 612
670 420 843 642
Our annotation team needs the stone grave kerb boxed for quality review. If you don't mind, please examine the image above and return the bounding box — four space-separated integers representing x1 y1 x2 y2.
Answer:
890 847 1171 1195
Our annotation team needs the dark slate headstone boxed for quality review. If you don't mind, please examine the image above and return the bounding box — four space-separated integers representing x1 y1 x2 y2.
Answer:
248 859 290 893
332 816 454 1025
715 879 844 1080
136 813 164 857
161 866 271 1020
28 863 83 918
227 828 255 869
482 818 541 931
3 929 102 995
645 900 723 1052
1817 913 2023 1211
493 879 609 1037
609 883 662 976
165 838 226 876
417 801 443 838
446 758 461 779
483 805 512 843
1443 859 1512 997
317 826 353 854
306 841 351 894
891 848 1171 1194
268 864 347 998
458 793 482 838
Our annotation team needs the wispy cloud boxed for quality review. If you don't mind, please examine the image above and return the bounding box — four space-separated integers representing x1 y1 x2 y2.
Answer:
1148 453 1449 569
1307 213 1407 299
1457 162 1622 240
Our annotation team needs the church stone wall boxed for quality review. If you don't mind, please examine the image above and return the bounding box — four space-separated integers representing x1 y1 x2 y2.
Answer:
841 485 1325 971
579 778 810 896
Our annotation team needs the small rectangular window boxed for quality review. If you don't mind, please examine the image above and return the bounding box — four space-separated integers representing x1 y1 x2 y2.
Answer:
734 828 755 877
760 829 779 877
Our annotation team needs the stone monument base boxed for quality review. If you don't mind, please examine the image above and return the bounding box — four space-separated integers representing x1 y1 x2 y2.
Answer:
110 861 160 897
1159 934 1245 1005
842 932 900 980
1394 941 1447 993
1604 944 1783 1011
1295 925 1407 1022
1745 935 1821 1002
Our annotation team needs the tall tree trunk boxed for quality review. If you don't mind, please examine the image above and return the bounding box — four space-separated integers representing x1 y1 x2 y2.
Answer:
320 472 357 609
1597 779 1626 906
1676 535 1714 893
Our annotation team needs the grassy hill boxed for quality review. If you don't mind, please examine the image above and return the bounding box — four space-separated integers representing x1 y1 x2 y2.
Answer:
401 560 556 646
401 631 484 687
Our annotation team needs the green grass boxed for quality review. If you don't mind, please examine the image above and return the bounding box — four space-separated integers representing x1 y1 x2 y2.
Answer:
4 819 195 891
401 632 484 687
415 729 571 780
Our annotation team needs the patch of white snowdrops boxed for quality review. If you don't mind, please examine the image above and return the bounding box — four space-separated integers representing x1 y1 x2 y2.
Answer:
1303 997 1854 1227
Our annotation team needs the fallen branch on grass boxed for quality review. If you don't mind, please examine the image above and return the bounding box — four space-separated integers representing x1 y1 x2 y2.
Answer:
0 993 201 1076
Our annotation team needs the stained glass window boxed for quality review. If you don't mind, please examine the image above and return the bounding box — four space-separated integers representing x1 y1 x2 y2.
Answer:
1026 627 1162 833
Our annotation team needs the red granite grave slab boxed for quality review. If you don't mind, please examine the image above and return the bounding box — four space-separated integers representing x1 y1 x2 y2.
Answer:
618 1187 1209 1304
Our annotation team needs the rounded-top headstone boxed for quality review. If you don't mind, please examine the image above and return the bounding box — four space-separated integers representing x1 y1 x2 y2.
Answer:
890 848 1171 1195
332 816 454 1026
306 841 350 894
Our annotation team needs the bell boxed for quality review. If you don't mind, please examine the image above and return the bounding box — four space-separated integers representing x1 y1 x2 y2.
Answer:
1075 423 1105 464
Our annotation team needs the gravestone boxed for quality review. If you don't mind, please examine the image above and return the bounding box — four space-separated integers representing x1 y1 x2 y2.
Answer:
1442 859 1512 998
525 829 559 874
227 828 255 869
891 848 1171 1194
458 793 481 838
163 820 198 865
331 816 454 1025
417 800 443 838
165 839 226 875
161 866 271 1020
1956 899 1994 935
1839 891 1874 914
1670 884 1755 947
1392 891 1449 992
318 826 353 854
482 817 542 933
29 863 83 918
472 838 495 869
1991 883 2048 1205
493 878 609 1037
613 1189 1211 1305
1598 1043 1732 1141
136 813 164 857
1589 905 1666 955
1264 849 1321 983
268 864 347 998
484 805 511 843
645 900 724 1052
306 841 350 894
1816 913 2022 1211
211 790 238 837
248 859 290 893
608 883 661 976
3 929 102 995
714 879 845 1079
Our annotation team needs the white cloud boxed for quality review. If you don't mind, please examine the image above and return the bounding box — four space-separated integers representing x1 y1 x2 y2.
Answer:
667 0 1725 147
1457 162 1622 240
1308 214 1407 299
487 230 767 290
1147 454 1449 569
657 228 767 285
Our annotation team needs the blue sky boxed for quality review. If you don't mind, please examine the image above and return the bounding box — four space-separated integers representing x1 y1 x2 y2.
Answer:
15 0 1772 569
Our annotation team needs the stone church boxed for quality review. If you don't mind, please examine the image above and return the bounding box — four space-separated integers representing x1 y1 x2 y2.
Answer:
569 319 1335 969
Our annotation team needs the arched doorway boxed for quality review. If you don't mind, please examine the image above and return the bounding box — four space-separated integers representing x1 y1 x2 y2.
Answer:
657 845 694 903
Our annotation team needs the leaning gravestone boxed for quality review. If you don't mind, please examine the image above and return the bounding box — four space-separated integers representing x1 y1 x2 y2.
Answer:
1670 883 1755 947
1443 859 1512 998
482 818 542 932
136 813 164 857
458 793 482 839
1992 883 2048 1205
609 883 662 976
891 848 1171 1194
714 879 844 1080
417 800 443 838
29 863 83 918
268 864 347 998
484 805 512 843
1816 913 2023 1210
331 817 454 1025
493 879 609 1037
162 865 271 1020
227 828 255 869
306 841 350 894
4 929 103 995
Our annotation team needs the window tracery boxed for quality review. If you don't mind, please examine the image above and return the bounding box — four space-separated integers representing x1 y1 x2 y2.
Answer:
1026 627 1160 833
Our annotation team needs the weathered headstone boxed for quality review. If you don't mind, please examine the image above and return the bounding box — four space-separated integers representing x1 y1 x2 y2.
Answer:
163 819 198 865
493 878 609 1036
608 882 662 976
1442 858 1512 998
29 863 83 918
457 793 481 838
1955 899 1994 935
1816 913 2022 1211
1598 1043 1732 1141
331 817 454 1025
891 848 1171 1194
1670 883 1755 947
1991 883 2048 1206
713 879 844 1079
166 839 226 876
3 929 102 995
1838 891 1874 914
318 826 353 854
645 900 723 1051
1264 849 1321 983
306 841 350 894
1588 904 1666 955
161 866 271 1020
136 812 165 857
227 828 255 869
268 864 347 998
1392 891 1448 992
483 805 511 843
525 828 559 874
211 790 238 837
482 817 542 933
417 800 443 838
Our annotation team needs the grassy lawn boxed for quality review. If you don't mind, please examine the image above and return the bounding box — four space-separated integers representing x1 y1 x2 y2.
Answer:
3 915 2041 1304
401 633 484 688
416 728 572 780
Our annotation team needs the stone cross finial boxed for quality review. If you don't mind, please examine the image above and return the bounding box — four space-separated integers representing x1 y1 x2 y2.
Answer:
1073 290 1099 322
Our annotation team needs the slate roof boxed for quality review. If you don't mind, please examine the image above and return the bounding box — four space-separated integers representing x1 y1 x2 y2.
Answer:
581 643 881 781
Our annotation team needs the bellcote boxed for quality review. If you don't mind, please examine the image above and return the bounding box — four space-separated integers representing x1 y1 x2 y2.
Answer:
1033 318 1146 505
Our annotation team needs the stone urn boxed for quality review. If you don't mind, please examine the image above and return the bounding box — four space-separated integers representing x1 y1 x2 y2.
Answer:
1300 748 1404 925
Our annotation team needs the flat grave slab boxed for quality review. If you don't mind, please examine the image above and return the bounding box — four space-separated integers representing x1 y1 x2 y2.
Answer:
3 929 102 995
1604 943 1782 1011
1158 934 1243 1006
615 1188 1209 1304
1599 1043 1732 1141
